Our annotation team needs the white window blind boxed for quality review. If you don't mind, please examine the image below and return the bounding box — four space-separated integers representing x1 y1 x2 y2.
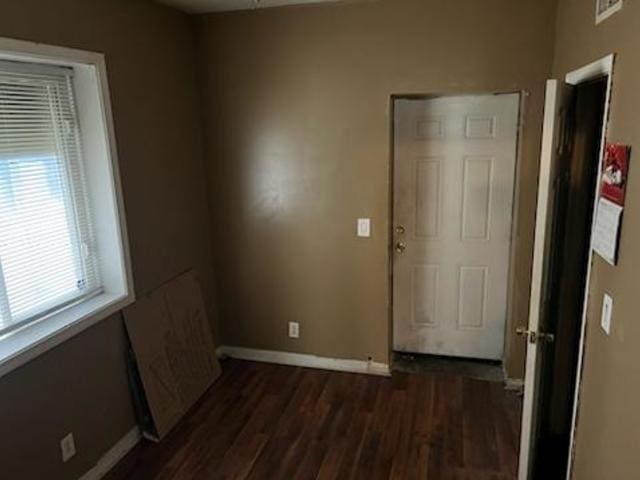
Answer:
0 60 101 336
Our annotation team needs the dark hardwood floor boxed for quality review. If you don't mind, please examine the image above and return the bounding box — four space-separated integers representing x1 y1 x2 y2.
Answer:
107 359 521 480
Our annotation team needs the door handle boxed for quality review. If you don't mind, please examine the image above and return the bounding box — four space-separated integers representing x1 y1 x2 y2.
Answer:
395 242 406 253
395 225 405 235
516 327 555 345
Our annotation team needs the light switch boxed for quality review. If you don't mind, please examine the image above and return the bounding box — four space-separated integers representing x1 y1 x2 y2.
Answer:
601 293 613 335
357 218 371 238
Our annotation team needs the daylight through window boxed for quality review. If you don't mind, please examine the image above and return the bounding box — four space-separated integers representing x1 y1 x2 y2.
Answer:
0 60 101 335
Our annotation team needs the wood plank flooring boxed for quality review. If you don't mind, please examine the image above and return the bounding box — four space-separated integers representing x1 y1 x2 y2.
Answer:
107 359 521 480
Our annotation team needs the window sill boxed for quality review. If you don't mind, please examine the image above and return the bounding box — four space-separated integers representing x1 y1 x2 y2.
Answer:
0 292 134 378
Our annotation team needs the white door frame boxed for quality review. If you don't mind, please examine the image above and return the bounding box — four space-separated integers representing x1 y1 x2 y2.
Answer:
564 54 615 480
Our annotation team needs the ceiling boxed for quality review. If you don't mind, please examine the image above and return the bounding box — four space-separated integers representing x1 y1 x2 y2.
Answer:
155 0 341 14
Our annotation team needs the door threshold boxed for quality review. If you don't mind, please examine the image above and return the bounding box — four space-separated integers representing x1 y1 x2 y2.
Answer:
392 351 504 383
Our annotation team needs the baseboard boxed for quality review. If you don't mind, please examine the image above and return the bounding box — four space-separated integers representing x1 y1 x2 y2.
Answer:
78 427 141 480
504 377 525 393
217 345 391 377
502 364 525 393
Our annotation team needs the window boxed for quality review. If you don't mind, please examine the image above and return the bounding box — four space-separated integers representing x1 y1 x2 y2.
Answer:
0 38 132 377
0 61 100 335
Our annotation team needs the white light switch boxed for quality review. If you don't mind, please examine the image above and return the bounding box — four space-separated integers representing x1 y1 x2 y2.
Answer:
601 293 613 335
357 218 371 238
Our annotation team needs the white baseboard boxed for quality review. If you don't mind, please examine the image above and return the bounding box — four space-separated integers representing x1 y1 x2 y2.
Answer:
502 364 524 393
78 427 141 480
504 377 524 393
217 345 390 377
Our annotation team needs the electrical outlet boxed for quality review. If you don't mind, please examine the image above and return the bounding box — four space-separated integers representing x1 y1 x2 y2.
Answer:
60 433 76 462
288 321 300 339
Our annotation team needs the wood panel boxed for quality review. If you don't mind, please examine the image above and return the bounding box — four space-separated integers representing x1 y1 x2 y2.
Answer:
106 360 521 480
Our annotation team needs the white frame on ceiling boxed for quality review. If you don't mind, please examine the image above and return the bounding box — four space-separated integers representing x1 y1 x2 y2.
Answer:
0 36 134 378
596 0 623 24
564 53 615 480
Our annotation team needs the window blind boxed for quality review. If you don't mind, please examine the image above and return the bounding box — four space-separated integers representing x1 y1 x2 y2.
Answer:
0 60 101 335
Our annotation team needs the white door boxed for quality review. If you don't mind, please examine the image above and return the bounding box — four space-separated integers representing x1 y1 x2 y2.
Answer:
518 80 574 479
393 94 519 360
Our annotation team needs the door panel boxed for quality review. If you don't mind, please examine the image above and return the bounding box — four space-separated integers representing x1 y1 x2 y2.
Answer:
458 266 488 329
461 156 493 240
393 94 519 360
415 159 442 238
518 80 575 480
412 264 439 326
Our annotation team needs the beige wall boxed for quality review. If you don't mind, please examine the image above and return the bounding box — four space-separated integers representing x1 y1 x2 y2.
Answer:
197 0 557 376
0 1 217 479
3 1 636 478
552 1 640 478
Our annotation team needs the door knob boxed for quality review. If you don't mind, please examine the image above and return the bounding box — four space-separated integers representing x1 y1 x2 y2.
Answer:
395 242 406 253
396 225 406 235
516 327 555 344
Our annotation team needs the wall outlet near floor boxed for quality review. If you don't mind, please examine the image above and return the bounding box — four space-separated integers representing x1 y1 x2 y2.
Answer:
601 293 613 336
288 321 300 339
60 433 76 462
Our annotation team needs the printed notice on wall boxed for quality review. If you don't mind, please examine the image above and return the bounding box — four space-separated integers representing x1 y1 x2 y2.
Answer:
592 143 631 265
593 197 623 265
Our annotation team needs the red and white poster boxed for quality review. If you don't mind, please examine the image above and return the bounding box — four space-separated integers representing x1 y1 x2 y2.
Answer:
593 143 631 265
600 143 631 206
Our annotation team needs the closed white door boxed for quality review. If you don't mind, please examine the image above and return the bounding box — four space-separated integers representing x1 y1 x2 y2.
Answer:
393 94 519 360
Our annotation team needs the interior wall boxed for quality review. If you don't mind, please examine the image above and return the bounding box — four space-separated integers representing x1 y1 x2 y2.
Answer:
196 0 557 374
552 1 640 478
0 1 217 479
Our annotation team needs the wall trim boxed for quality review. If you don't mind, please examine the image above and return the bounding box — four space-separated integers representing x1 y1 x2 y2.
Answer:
217 345 391 377
503 364 524 393
504 377 525 393
78 427 141 480
564 53 615 480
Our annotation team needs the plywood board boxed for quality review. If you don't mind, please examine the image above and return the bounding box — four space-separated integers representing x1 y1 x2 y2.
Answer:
124 270 221 440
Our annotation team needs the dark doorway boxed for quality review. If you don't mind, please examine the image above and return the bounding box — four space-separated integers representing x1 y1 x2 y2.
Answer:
533 78 608 479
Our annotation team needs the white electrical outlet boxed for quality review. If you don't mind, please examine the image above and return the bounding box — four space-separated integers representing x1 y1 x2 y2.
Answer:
288 321 300 339
60 433 76 462
601 293 613 335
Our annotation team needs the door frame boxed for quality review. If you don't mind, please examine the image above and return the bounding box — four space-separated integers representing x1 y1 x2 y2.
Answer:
563 54 615 480
388 91 524 363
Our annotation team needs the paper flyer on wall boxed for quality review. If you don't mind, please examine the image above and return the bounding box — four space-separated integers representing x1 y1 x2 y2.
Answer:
593 197 623 265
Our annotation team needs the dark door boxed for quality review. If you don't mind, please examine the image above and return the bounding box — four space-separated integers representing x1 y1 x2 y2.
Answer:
533 78 608 479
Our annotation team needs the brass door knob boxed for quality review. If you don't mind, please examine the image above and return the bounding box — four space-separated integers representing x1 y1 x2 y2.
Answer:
395 242 406 253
